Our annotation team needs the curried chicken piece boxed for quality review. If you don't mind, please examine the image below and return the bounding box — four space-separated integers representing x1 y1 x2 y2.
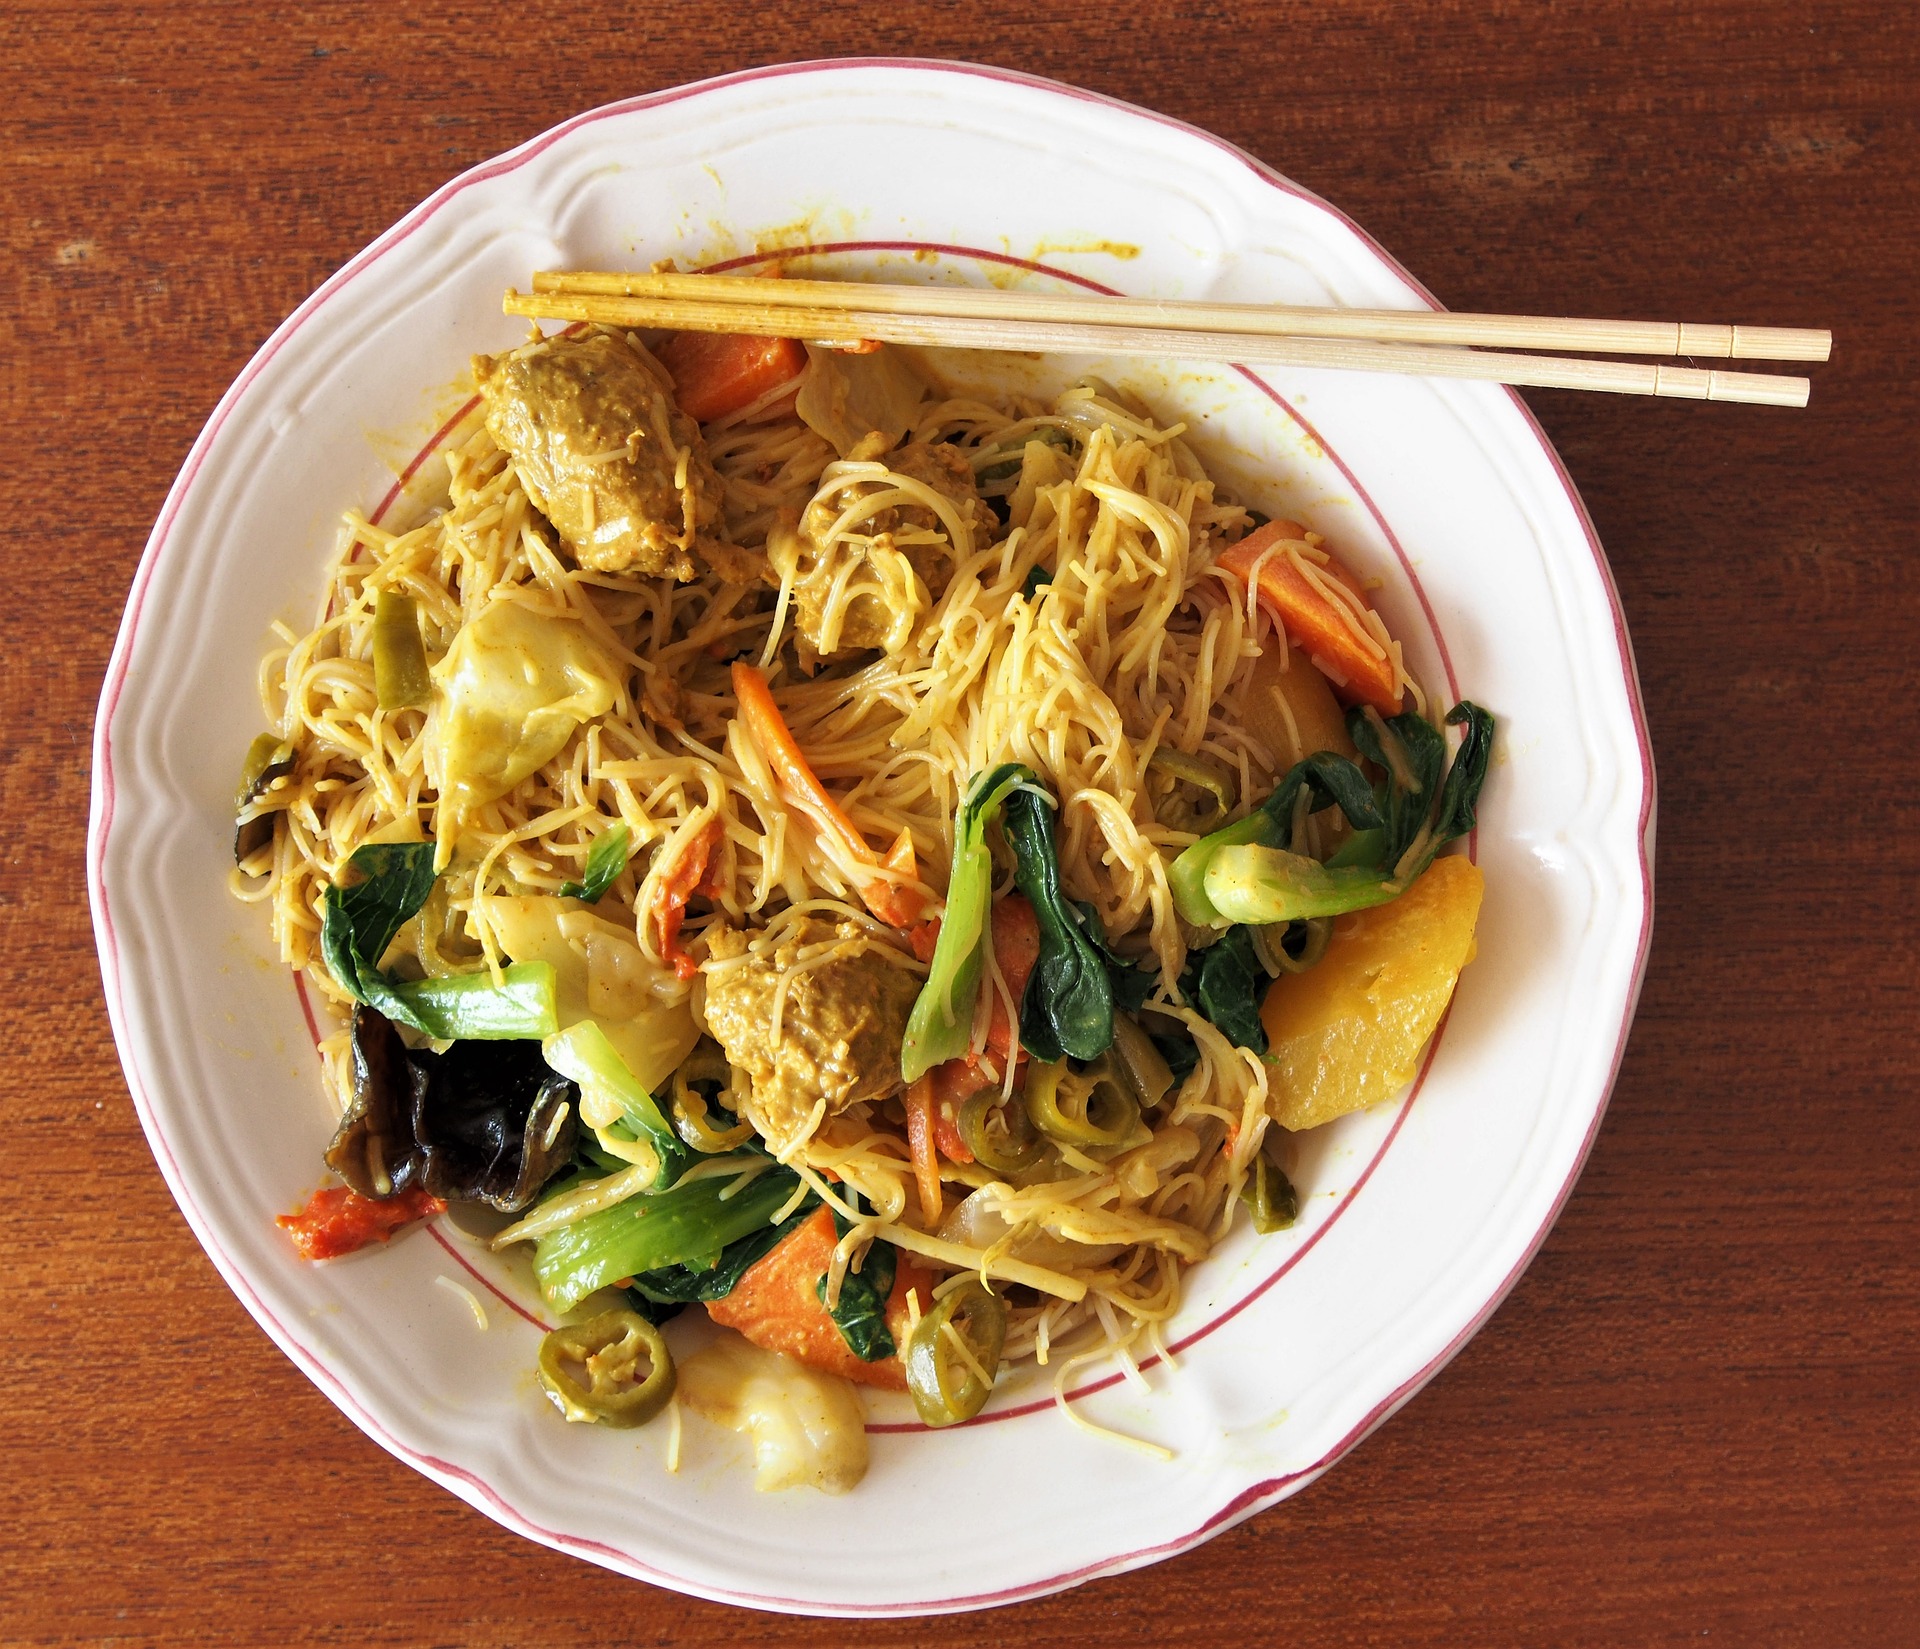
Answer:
701 916 921 1147
472 329 726 582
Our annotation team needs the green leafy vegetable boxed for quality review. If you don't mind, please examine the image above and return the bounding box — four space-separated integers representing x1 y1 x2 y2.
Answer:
1004 785 1114 1063
901 763 1031 1082
559 823 632 903
815 1212 898 1363
1072 900 1156 1013
372 589 431 711
1179 927 1269 1054
627 1193 818 1310
1168 752 1383 926
1021 564 1052 600
532 1159 804 1313
1173 705 1494 929
543 1020 687 1191
320 842 559 1040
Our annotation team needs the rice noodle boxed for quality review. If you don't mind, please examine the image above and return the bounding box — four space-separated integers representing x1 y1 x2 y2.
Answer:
236 357 1423 1398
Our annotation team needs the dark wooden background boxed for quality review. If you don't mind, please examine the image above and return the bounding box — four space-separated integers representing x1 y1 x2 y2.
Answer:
7 1 1915 1643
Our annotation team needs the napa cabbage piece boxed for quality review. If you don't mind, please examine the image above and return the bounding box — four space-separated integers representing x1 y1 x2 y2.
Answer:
794 342 929 457
676 1335 870 1495
426 599 618 860
485 894 699 1094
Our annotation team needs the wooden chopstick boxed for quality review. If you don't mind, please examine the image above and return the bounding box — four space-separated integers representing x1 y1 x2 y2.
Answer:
531 269 1832 364
505 286 1812 407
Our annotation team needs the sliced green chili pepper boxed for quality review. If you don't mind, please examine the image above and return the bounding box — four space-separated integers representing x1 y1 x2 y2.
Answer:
1145 747 1238 834
1107 1015 1175 1109
958 1089 1045 1175
1241 1148 1299 1235
372 588 432 711
1250 916 1333 978
670 1048 753 1154
536 1307 674 1427
234 733 296 863
1023 1059 1140 1150
905 1279 1009 1427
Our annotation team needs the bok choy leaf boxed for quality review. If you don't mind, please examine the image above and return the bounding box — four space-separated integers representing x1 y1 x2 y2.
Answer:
320 842 559 1040
901 763 1032 1083
533 1159 804 1313
1190 703 1495 928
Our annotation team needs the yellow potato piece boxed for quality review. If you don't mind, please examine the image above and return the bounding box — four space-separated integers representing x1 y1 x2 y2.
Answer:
1248 639 1359 768
1261 854 1484 1132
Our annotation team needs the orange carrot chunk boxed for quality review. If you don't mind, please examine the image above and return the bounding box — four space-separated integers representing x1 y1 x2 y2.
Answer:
656 331 806 424
1218 522 1404 717
706 1206 930 1390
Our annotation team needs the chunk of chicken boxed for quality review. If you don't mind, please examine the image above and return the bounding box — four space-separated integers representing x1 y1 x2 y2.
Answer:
472 329 725 581
701 917 920 1147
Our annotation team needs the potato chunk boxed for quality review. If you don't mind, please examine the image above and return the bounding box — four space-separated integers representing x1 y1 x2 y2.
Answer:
1260 854 1484 1131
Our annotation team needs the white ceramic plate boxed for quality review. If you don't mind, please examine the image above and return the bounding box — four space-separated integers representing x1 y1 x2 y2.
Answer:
89 60 1654 1616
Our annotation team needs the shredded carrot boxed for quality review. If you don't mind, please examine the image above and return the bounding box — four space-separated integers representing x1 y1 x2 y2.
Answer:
902 1075 945 1224
655 331 806 423
652 816 723 981
1218 523 1403 716
731 661 925 926
928 1059 979 1163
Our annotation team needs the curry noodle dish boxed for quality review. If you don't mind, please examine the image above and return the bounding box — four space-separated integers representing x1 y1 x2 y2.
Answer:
233 302 1493 1492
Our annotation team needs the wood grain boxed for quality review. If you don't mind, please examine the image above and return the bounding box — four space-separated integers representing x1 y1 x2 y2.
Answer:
4 1 1915 1643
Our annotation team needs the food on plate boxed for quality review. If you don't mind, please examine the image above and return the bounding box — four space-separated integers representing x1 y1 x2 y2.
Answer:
235 291 1493 1491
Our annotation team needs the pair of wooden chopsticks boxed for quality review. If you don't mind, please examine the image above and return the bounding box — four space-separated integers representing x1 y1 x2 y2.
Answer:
505 270 1831 407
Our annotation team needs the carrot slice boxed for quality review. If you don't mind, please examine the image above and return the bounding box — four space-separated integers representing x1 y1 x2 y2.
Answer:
1218 522 1403 717
731 661 925 926
983 894 1040 1062
656 331 806 423
707 1206 930 1390
902 1074 945 1224
651 817 722 982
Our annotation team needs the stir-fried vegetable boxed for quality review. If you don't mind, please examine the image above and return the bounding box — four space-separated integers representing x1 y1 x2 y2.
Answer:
656 330 806 423
1168 752 1383 929
531 1158 804 1313
325 1006 578 1212
536 1308 675 1427
1241 1146 1299 1234
901 762 1032 1082
1107 1015 1176 1109
1217 522 1404 717
542 1019 686 1189
1179 927 1270 1056
626 1190 816 1317
558 821 631 903
904 1278 1009 1427
1023 1058 1141 1149
732 661 924 927
372 588 431 711
815 1211 899 1363
668 1047 753 1154
1145 746 1239 833
1003 785 1117 1062
276 1182 445 1260
958 1089 1045 1175
646 815 721 980
321 842 560 1040
1195 703 1494 927
234 732 295 863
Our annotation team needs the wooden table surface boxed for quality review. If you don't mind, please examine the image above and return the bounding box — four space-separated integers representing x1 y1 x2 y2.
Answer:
8 2 1916 1643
